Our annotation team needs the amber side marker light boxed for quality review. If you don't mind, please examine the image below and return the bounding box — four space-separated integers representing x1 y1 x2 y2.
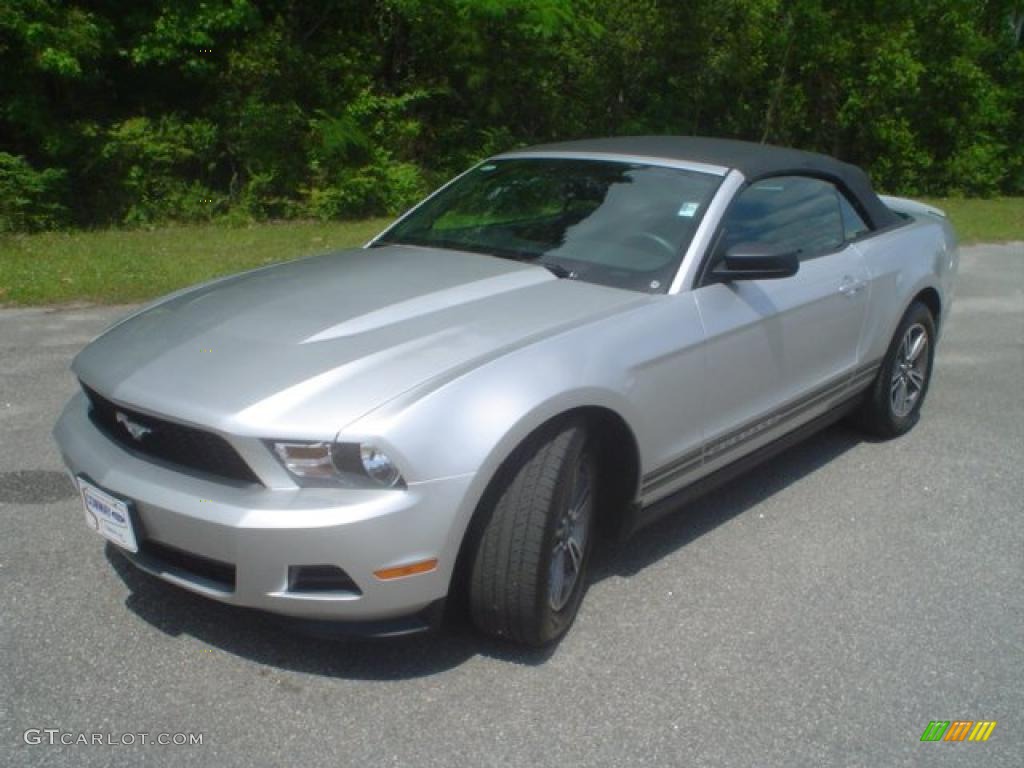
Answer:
374 559 438 581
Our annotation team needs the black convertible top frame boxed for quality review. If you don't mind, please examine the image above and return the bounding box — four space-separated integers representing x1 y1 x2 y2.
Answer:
514 136 899 230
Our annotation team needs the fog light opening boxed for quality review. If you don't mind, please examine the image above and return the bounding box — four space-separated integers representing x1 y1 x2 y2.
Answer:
287 565 362 594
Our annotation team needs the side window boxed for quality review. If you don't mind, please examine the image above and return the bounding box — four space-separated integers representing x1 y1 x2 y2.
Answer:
718 176 845 261
838 192 870 240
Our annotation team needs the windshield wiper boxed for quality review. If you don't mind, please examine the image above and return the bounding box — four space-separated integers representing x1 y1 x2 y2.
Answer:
484 248 574 279
540 262 572 279
371 238 572 278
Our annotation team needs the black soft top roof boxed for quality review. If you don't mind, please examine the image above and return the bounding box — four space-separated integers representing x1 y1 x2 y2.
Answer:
516 136 898 229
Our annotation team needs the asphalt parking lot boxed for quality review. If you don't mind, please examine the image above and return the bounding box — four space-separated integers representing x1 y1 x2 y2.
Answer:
1 243 1021 767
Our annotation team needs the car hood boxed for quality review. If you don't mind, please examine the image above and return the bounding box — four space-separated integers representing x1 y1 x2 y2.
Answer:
73 245 646 439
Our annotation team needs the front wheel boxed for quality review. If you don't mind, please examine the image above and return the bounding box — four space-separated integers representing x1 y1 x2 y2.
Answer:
468 422 595 646
854 301 936 438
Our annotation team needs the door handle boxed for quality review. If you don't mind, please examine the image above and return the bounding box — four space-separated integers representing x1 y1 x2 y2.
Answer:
838 276 866 297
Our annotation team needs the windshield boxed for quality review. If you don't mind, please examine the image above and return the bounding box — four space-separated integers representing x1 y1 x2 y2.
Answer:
378 158 722 293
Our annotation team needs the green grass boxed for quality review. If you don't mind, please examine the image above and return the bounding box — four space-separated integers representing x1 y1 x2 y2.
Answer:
0 219 391 306
0 198 1020 306
919 197 1023 245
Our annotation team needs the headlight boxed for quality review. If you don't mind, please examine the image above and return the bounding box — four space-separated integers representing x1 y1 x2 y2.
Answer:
272 442 336 481
358 444 403 487
271 441 406 489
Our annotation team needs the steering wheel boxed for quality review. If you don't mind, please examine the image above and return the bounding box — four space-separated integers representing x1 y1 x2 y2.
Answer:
622 231 677 259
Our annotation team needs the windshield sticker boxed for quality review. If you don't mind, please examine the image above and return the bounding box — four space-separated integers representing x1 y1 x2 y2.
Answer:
678 201 700 217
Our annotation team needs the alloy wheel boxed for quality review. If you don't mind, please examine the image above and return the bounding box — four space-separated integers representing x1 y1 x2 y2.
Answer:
890 322 929 418
548 458 593 611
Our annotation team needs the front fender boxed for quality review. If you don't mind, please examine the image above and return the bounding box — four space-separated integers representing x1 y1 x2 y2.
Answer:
350 340 644 485
343 330 646 570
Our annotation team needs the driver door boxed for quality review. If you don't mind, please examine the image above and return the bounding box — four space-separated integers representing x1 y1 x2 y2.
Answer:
692 176 870 475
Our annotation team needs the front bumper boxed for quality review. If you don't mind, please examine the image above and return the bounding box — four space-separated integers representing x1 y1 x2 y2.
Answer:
54 392 474 624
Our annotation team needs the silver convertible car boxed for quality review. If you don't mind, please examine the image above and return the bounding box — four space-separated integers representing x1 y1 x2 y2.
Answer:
54 137 957 646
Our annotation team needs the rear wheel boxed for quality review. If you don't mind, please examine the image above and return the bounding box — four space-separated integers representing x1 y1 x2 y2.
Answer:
854 301 936 438
468 422 595 646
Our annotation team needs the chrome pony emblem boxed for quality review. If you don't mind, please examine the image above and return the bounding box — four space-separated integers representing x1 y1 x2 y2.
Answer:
115 411 153 441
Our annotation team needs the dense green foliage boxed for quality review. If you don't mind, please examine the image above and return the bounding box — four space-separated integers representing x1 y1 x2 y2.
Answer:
1 0 1021 231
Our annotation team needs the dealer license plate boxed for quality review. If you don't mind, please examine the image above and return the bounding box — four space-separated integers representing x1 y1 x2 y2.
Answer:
77 477 138 553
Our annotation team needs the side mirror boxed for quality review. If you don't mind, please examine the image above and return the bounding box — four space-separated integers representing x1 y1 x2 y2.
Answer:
712 243 800 281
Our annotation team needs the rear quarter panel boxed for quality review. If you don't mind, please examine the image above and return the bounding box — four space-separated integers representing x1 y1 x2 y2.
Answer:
853 213 958 363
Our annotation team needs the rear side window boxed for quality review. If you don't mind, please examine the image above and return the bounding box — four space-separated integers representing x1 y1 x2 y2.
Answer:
838 193 870 240
718 176 845 260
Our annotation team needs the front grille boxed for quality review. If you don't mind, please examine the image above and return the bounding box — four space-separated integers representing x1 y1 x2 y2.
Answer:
139 538 237 591
83 384 261 486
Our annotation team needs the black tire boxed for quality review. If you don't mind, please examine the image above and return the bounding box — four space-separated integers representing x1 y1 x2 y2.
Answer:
854 301 936 438
468 421 595 646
